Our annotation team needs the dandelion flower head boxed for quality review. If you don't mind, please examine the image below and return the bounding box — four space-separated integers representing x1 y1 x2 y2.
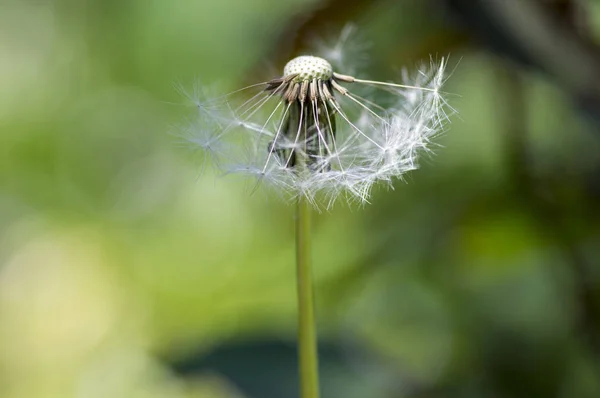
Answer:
183 31 452 208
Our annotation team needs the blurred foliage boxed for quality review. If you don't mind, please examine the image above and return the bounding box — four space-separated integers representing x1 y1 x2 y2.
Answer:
1 0 600 397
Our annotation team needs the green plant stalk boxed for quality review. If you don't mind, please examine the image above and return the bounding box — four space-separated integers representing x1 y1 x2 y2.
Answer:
296 194 320 398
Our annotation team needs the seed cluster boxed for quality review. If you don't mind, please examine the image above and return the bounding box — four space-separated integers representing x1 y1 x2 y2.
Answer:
185 45 450 208
263 56 342 170
263 56 381 172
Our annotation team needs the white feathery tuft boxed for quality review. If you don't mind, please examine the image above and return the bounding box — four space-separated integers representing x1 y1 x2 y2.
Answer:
180 29 453 209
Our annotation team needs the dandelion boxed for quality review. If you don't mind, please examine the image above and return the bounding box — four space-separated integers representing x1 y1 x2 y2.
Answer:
180 28 453 398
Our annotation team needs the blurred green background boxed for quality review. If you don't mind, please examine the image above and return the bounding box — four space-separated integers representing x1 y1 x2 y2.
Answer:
2 0 600 397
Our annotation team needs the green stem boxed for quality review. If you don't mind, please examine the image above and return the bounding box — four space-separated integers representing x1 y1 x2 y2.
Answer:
295 195 320 398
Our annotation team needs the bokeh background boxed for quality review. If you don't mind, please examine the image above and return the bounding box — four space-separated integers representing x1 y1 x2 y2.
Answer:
2 0 600 397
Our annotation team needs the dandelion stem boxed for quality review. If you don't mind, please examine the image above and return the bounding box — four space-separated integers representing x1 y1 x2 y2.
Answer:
296 193 320 398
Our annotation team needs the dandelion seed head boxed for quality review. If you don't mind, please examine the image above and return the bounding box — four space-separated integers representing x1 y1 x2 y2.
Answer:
182 29 453 209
